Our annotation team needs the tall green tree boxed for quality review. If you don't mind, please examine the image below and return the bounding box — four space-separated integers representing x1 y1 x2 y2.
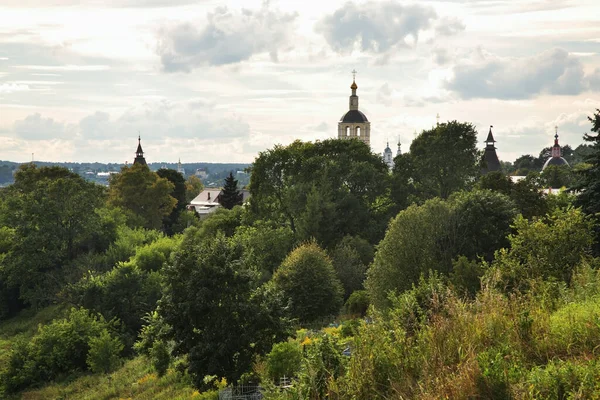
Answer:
367 190 517 308
249 139 391 248
160 229 288 388
219 172 243 210
107 163 176 230
574 109 600 216
392 121 480 203
184 175 204 203
156 168 186 234
0 165 105 309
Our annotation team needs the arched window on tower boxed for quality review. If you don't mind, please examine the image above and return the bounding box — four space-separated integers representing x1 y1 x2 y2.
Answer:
346 126 350 137
356 126 361 137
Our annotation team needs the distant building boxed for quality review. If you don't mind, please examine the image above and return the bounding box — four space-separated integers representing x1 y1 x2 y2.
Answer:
177 159 185 177
188 188 251 218
383 141 394 169
195 168 208 179
338 71 371 146
396 138 402 157
133 136 147 166
481 126 501 174
542 127 570 170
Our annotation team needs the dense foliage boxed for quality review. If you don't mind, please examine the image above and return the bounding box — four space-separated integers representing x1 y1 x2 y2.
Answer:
2 113 600 398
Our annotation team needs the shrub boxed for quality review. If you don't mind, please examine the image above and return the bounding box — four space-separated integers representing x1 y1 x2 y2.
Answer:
344 290 369 317
525 360 600 399
150 340 171 377
266 341 303 382
0 308 115 393
86 329 123 373
273 242 343 324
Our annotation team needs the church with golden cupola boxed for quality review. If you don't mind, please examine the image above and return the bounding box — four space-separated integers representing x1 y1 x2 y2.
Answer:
338 70 371 146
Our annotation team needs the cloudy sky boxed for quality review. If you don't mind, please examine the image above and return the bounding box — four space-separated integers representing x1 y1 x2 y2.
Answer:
0 0 599 164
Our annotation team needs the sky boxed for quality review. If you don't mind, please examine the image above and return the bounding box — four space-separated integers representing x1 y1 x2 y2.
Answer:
0 0 599 164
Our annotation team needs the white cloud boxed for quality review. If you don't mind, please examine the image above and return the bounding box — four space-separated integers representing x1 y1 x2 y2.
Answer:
156 4 298 72
0 83 30 93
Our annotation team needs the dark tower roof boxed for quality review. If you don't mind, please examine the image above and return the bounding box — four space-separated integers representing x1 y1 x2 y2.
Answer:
340 109 369 123
133 136 147 166
481 125 501 174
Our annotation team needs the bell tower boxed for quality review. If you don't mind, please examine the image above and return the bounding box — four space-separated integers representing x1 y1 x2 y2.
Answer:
338 70 371 146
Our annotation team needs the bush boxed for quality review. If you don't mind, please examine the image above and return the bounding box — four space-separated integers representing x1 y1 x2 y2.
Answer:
150 340 171 377
266 341 303 382
526 360 600 399
0 308 115 393
86 329 123 373
67 263 162 348
331 236 373 299
273 242 343 324
344 290 369 317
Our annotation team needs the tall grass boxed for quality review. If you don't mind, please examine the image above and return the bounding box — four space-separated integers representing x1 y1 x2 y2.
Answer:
325 262 600 399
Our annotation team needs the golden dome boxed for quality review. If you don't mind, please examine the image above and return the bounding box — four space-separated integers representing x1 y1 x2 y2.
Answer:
350 81 357 90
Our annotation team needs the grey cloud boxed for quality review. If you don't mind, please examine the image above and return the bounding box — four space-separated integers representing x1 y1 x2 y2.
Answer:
316 1 442 54
78 100 250 141
432 48 451 65
13 113 71 140
587 68 600 90
376 83 392 106
313 122 329 132
156 5 298 72
446 48 596 100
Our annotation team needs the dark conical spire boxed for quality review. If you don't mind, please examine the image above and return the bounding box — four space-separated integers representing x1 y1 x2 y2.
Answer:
133 135 147 166
481 125 501 174
485 125 496 145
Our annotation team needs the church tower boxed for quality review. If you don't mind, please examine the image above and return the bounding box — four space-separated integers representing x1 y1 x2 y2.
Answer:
542 126 570 170
338 70 371 146
177 158 185 177
383 141 394 169
396 138 402 157
133 136 147 166
481 126 500 174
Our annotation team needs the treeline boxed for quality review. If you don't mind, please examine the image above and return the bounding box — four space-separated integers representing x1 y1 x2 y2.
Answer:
0 112 599 398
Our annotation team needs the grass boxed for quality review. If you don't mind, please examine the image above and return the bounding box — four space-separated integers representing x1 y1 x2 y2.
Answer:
20 357 209 400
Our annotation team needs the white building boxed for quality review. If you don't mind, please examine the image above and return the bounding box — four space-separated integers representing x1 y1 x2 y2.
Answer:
188 188 251 219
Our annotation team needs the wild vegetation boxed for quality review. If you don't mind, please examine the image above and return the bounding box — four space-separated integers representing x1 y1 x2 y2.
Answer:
0 111 599 398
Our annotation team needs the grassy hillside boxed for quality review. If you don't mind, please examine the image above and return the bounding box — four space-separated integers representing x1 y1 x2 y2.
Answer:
0 307 211 400
20 357 208 400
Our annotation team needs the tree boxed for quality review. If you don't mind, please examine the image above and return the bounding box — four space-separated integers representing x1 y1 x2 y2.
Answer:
249 139 391 248
160 229 288 388
367 190 517 308
540 164 573 188
330 236 374 299
0 165 105 309
391 121 480 203
493 208 594 288
107 163 177 230
233 221 295 280
477 171 548 219
156 168 187 234
574 109 600 216
185 175 204 203
272 242 343 323
219 172 243 209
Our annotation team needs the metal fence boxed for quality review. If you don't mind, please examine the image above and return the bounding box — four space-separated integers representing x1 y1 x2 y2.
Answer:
218 385 263 400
